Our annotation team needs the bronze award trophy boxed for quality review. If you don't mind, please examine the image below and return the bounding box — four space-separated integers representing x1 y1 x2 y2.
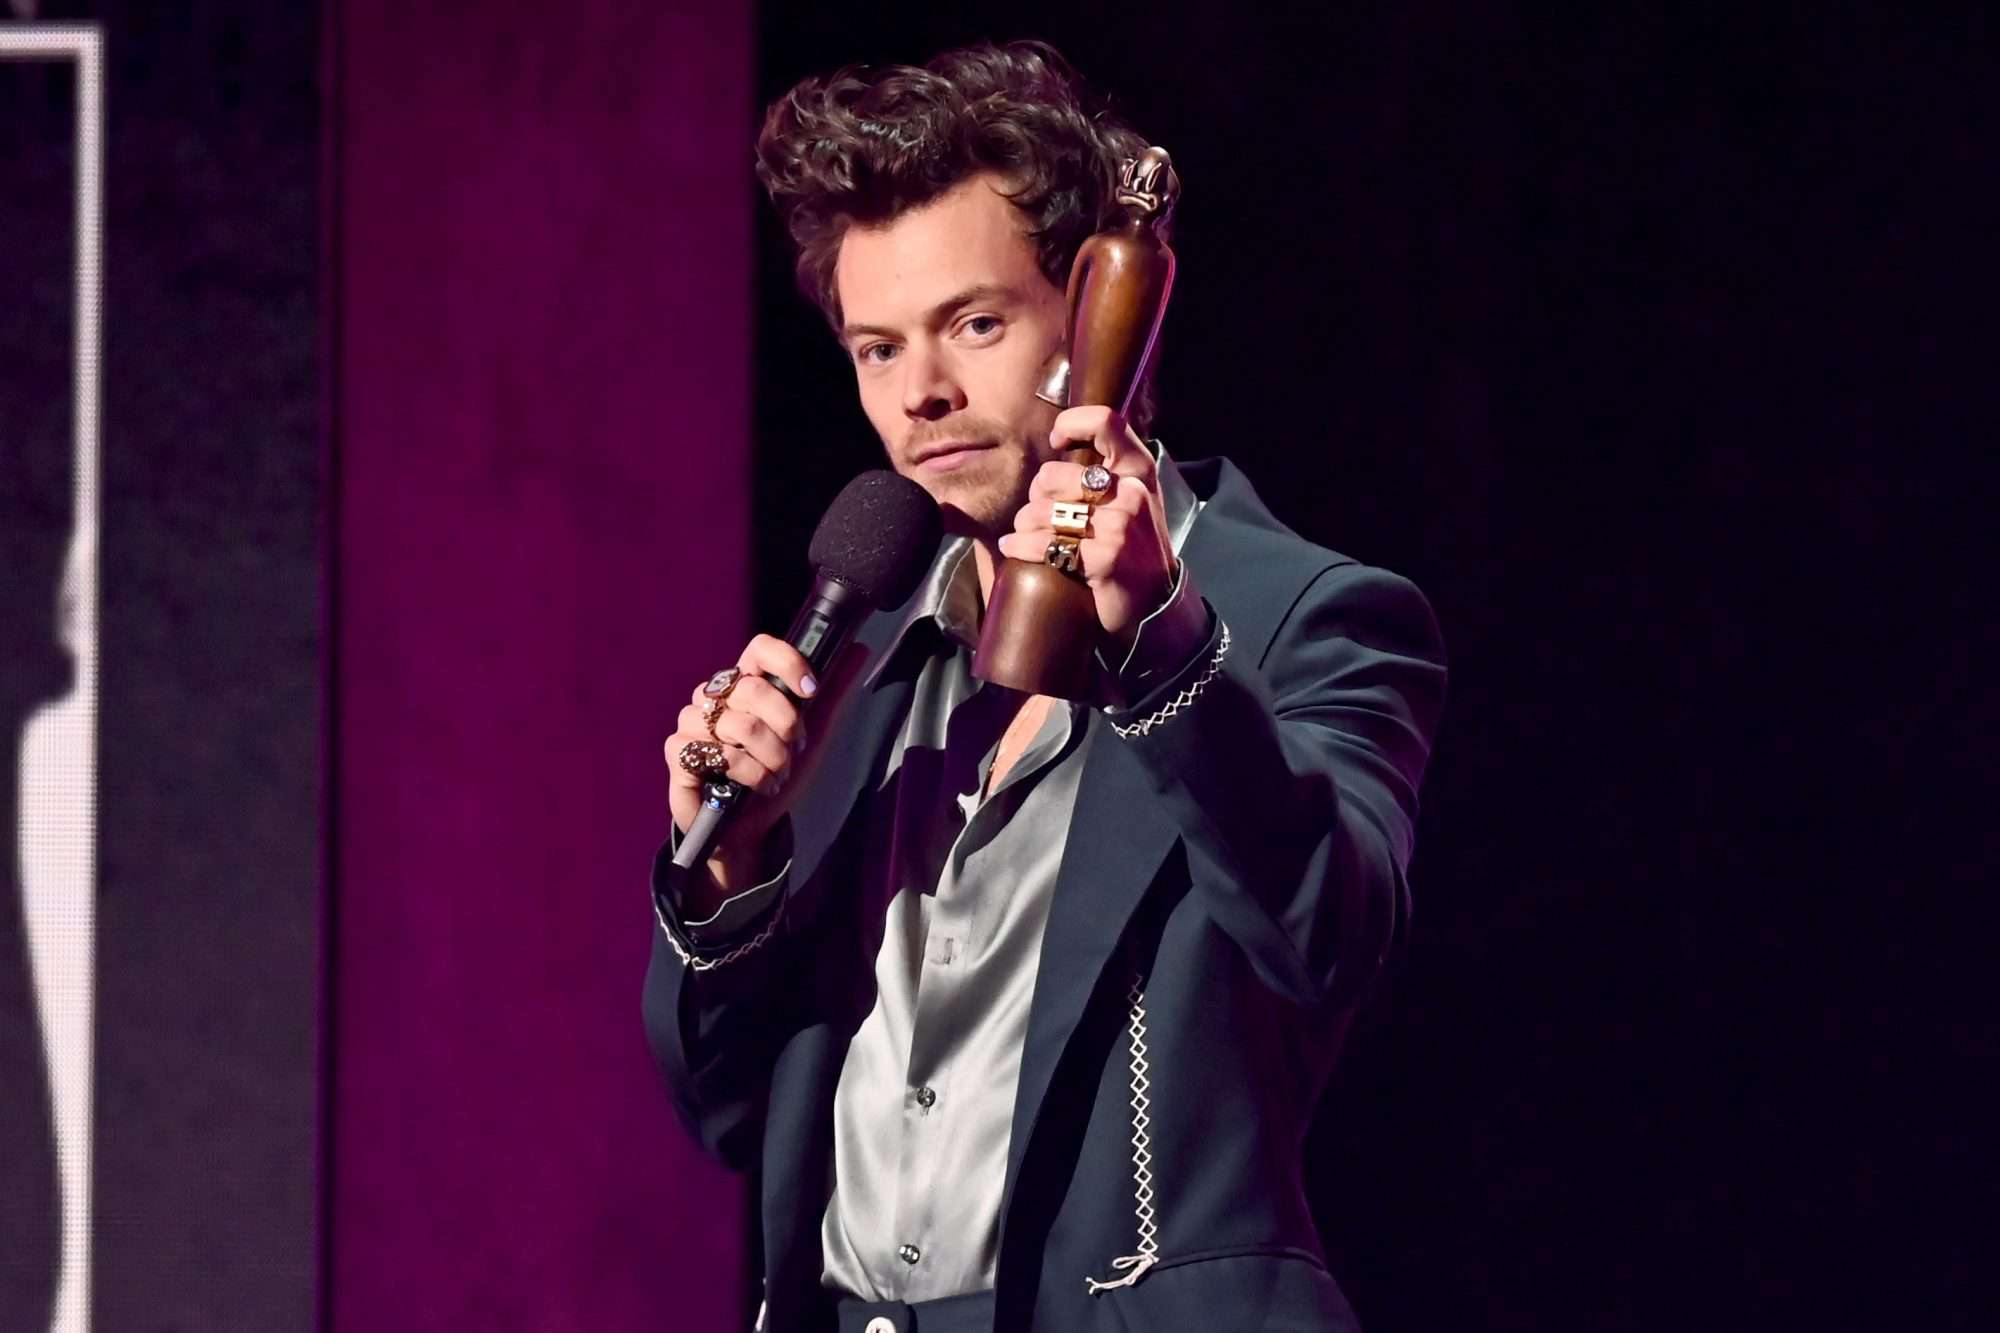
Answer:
971 147 1180 698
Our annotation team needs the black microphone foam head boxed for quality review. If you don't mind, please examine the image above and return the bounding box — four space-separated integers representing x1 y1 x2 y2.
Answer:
808 470 943 610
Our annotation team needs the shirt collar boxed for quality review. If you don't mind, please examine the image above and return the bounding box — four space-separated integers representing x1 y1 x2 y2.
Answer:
866 440 1203 688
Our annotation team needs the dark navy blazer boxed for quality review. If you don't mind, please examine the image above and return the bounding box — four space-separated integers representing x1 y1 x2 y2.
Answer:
644 458 1448 1332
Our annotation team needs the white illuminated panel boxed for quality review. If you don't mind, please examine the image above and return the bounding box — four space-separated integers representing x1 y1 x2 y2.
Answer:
2 24 101 1333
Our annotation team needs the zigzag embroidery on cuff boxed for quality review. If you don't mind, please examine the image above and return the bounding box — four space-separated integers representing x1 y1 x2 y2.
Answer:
654 890 783 971
1109 622 1232 739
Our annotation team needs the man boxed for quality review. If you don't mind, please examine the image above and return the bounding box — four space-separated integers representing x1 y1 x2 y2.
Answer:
644 40 1446 1333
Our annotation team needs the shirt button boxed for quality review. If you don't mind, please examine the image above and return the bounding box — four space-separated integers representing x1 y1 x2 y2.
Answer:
865 1320 896 1333
897 1242 921 1265
914 1086 937 1109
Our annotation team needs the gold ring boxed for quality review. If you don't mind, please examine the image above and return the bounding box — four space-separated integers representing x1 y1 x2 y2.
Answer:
701 695 725 740
1044 536 1082 577
1051 500 1093 537
677 739 729 780
1080 463 1114 499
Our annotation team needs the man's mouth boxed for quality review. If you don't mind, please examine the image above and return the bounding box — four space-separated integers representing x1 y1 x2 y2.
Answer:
911 441 995 472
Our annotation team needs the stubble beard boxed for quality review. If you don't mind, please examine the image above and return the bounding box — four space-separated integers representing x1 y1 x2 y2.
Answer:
927 455 1033 541
897 418 1038 542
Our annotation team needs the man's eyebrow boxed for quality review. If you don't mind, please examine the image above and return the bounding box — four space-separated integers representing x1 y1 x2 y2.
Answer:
840 283 1022 344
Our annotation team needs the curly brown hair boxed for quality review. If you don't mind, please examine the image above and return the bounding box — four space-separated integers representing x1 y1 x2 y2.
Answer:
756 41 1161 418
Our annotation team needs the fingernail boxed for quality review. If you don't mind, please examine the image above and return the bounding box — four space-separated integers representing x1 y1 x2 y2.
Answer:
800 674 817 697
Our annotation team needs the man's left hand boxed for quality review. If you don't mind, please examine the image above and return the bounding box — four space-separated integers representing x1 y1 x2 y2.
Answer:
996 407 1196 661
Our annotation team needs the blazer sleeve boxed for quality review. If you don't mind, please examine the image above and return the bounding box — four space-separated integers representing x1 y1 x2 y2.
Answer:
1104 560 1447 1007
641 824 807 1172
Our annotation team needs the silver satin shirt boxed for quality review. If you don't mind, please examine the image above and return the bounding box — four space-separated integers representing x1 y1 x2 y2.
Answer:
823 448 1201 1302
680 449 1201 1304
818 538 1084 1301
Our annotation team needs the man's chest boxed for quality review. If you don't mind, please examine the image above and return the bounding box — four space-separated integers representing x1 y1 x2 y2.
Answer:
986 693 1056 794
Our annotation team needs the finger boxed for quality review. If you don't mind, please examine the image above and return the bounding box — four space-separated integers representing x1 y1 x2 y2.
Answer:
999 531 1112 583
1008 499 1148 546
1027 460 1088 505
737 633 819 699
992 520 1056 552
1102 481 1174 571
663 731 702 788
712 705 792 776
1033 496 1105 540
1100 473 1155 518
724 674 804 751
997 529 1055 564
668 720 702 793
1099 425 1156 486
1051 405 1153 481
665 731 779 795
1084 504 1131 540
1015 496 1091 538
1012 492 1138 543
1049 405 1114 452
1074 536 1118 586
1006 529 1101 582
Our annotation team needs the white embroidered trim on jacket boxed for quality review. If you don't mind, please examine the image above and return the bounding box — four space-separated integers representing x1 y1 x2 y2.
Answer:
1087 971 1160 1294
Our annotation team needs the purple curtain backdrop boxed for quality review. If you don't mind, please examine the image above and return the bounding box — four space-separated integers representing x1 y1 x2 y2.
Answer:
330 5 750 1329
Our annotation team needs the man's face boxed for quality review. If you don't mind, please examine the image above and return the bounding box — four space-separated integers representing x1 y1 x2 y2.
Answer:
833 174 1067 539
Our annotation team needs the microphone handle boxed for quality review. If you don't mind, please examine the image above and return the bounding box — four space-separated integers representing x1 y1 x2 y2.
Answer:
671 573 867 871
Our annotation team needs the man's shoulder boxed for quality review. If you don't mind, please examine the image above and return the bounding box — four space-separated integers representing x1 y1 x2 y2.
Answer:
1179 455 1445 702
1176 455 1397 643
1176 455 1352 569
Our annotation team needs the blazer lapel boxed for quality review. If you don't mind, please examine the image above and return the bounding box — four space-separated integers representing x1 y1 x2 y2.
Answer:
785 536 963 891
998 460 1305 1211
786 645 916 895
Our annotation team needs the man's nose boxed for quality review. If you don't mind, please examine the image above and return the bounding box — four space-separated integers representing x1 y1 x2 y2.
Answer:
900 344 966 421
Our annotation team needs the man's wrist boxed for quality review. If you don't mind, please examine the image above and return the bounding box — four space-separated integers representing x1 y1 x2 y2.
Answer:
665 817 790 930
1112 559 1207 690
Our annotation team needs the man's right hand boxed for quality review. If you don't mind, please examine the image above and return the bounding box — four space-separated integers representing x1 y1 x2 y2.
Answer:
663 634 818 900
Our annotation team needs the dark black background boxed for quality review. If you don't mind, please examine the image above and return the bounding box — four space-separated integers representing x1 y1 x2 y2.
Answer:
753 6 1989 1329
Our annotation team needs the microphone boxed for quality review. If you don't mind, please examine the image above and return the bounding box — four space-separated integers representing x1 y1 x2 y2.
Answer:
673 470 940 871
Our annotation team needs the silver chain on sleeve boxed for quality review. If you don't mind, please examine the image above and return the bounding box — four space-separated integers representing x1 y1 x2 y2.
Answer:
1109 623 1232 739
652 893 782 972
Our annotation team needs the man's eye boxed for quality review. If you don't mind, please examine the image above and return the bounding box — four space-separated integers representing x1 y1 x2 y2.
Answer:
857 342 898 365
961 315 1002 339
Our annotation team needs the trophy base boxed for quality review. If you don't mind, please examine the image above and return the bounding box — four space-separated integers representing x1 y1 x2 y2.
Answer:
971 557 1098 699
